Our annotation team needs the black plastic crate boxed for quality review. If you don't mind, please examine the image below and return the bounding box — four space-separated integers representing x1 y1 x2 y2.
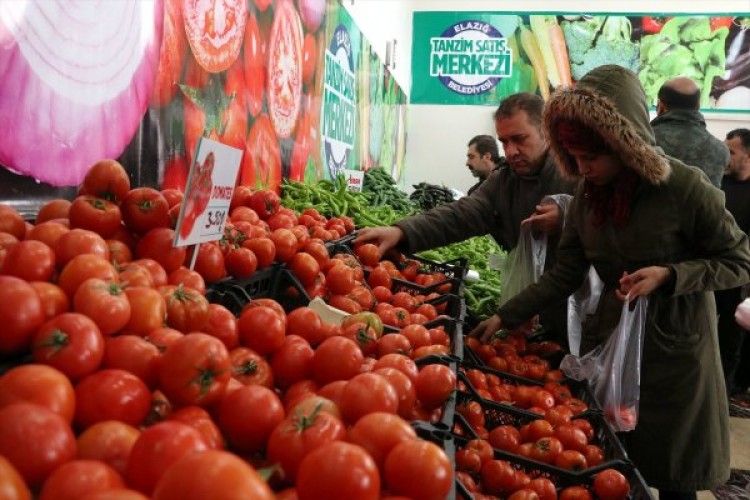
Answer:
450 430 653 500
205 265 311 315
461 347 601 412
452 390 630 468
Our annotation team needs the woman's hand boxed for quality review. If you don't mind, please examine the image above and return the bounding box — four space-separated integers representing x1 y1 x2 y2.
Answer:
521 203 561 235
354 226 404 255
615 266 672 302
468 314 504 343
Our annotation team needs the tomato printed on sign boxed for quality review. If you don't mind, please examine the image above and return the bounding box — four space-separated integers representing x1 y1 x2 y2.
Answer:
180 152 215 239
241 114 282 192
267 0 304 139
182 0 248 73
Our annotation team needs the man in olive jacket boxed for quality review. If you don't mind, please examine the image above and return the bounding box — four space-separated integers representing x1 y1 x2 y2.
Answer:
357 92 574 254
355 93 575 337
473 66 750 495
651 76 729 187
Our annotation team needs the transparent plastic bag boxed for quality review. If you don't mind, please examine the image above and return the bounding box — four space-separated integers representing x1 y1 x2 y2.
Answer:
497 225 547 307
560 297 648 432
567 267 605 356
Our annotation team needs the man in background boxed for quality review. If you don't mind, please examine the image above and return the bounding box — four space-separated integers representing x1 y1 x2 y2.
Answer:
466 134 503 195
651 76 729 187
717 128 750 402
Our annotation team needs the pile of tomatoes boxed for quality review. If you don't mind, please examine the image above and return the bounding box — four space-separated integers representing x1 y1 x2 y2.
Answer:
0 160 466 498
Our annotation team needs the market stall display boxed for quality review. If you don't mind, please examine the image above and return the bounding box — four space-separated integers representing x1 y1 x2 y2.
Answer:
0 159 658 499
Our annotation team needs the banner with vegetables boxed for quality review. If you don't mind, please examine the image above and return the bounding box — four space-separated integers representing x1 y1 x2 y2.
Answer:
411 12 750 112
0 0 408 199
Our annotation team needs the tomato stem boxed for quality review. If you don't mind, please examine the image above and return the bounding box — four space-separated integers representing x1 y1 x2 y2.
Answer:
35 329 70 354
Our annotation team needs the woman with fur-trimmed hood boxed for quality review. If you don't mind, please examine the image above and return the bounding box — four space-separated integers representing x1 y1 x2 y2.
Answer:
471 65 750 496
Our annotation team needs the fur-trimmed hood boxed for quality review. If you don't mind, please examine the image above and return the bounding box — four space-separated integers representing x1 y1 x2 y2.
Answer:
543 65 671 185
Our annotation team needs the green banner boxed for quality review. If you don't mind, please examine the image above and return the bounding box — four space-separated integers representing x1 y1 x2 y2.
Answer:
411 12 750 112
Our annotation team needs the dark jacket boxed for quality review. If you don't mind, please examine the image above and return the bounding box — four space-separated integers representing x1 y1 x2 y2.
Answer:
651 109 729 187
467 161 505 196
498 66 750 491
396 154 575 253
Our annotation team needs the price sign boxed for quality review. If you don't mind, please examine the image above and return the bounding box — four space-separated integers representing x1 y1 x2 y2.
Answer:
344 169 365 192
174 137 243 247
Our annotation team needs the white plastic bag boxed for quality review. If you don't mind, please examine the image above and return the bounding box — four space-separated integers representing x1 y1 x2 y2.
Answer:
497 225 547 307
560 297 648 432
567 267 605 356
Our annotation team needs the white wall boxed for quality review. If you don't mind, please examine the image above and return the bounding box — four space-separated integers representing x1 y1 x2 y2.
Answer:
345 1 750 193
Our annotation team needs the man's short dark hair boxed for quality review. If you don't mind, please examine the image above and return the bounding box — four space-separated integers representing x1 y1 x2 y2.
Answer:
493 92 544 128
727 128 750 152
468 135 500 164
658 84 700 111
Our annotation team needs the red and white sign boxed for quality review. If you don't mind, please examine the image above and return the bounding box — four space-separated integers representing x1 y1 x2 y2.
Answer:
174 137 243 247
344 169 365 192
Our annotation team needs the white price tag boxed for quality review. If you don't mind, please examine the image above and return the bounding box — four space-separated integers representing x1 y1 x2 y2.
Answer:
174 137 243 247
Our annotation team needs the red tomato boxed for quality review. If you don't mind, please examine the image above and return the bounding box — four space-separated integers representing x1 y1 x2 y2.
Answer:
241 115 282 191
168 267 206 295
267 406 346 484
2 239 55 281
384 439 453 500
286 307 324 346
76 420 140 475
189 243 226 283
0 455 31 499
225 247 259 279
0 364 75 424
182 0 246 73
102 335 161 389
457 400 485 431
238 306 286 355
32 312 104 381
168 406 225 450
296 441 380 500
267 0 303 138
136 228 186 274
55 228 110 267
74 369 152 430
270 228 298 262
342 322 378 356
559 486 593 500
117 262 155 289
555 423 589 452
593 468 630 500
151 449 274 500
27 221 69 250
583 444 605 467
0 403 76 489
131 258 169 286
372 367 416 419
121 188 170 234
229 346 274 388
710 16 733 31
0 204 25 240
489 425 522 453
289 252 320 286
36 199 71 224
0 276 44 355
124 287 167 335
415 364 456 410
202 303 239 350
530 436 564 465
529 478 558 500
243 236 276 268
158 333 232 407
159 284 210 332
68 195 122 238
340 372 399 424
79 160 131 203
555 449 588 471
125 421 209 495
38 459 123 500
218 384 284 454
373 353 419 384
73 279 131 336
348 411 417 473
313 336 364 385
270 336 315 389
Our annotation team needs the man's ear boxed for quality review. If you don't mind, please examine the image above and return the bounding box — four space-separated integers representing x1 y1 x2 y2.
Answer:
656 100 666 115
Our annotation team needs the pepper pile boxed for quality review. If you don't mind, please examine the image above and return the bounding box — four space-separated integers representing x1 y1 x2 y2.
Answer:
409 182 455 211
